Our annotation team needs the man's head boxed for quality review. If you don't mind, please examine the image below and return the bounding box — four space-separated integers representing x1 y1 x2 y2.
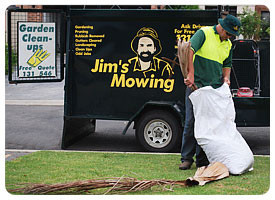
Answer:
217 14 242 40
131 27 162 61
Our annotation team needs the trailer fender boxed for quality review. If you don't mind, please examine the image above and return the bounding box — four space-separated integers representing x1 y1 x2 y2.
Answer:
122 101 185 135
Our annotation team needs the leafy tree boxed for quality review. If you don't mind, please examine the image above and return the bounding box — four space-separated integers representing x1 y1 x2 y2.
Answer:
239 7 269 40
260 19 270 40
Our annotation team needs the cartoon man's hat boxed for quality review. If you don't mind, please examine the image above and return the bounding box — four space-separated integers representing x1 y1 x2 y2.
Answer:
131 27 162 56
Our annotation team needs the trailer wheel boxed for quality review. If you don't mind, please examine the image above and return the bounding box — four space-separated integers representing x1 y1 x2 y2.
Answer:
136 110 181 152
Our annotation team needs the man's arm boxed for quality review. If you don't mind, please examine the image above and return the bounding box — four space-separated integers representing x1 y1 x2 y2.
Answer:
184 29 205 88
223 48 233 86
184 49 195 88
184 49 194 87
223 67 231 86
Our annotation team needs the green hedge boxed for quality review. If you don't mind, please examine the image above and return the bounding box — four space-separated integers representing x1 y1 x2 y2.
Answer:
5 43 17 75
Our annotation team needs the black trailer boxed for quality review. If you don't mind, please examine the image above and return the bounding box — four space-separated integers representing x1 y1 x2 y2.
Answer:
7 8 270 152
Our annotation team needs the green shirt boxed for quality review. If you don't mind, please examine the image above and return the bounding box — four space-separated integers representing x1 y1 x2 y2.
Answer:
190 25 233 89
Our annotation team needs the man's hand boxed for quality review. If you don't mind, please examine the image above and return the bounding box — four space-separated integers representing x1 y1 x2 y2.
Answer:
184 73 194 88
224 77 231 86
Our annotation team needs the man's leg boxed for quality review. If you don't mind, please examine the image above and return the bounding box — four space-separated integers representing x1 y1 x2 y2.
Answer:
195 144 210 167
180 87 196 170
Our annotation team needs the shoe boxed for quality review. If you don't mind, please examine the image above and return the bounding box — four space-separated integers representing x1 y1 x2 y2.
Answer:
179 161 193 170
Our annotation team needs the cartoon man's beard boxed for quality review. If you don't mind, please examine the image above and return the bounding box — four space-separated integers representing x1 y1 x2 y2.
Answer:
139 52 154 62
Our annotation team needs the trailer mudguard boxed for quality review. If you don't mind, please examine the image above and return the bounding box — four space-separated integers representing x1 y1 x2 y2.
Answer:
122 101 185 135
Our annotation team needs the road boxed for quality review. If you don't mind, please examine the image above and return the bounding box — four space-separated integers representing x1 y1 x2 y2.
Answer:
5 105 270 155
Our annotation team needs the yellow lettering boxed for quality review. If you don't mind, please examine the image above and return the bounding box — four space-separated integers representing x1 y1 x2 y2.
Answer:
110 74 174 92
135 77 150 87
154 78 164 88
91 59 99 72
193 24 205 29
149 74 155 88
181 24 190 29
75 52 83 56
121 63 129 73
104 63 118 73
126 78 135 88
164 79 174 92
184 29 195 34
99 59 104 72
174 29 182 34
110 74 125 87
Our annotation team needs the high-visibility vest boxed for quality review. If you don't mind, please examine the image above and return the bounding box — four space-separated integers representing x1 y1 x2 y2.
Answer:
195 26 232 65
192 26 232 88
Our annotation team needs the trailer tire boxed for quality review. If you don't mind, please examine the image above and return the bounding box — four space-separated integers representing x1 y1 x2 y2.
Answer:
135 110 181 152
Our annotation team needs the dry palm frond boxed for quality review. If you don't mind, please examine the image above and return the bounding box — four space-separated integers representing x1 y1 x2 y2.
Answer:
8 177 191 194
162 38 197 90
8 163 229 194
177 38 190 78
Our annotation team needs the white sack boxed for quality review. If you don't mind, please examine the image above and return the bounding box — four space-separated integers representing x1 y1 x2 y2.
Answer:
189 83 254 175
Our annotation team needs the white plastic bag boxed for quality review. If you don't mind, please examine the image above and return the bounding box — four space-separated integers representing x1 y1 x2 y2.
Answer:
189 83 254 175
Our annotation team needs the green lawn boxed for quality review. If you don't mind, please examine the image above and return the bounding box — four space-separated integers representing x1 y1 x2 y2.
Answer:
5 151 270 195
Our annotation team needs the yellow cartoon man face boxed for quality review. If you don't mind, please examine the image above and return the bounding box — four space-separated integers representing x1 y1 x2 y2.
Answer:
137 37 156 62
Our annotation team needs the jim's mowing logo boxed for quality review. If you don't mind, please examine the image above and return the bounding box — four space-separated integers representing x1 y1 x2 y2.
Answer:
18 22 56 78
91 27 175 93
